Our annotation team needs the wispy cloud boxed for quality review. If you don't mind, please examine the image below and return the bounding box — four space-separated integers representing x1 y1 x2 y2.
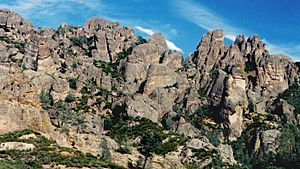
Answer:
135 26 183 53
171 0 300 60
0 0 105 27
262 39 300 61
172 0 246 41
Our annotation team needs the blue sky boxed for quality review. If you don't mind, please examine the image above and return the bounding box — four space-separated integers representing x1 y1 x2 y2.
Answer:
1 0 300 60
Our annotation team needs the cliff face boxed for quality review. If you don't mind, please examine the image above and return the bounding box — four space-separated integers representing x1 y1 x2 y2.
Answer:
0 9 299 169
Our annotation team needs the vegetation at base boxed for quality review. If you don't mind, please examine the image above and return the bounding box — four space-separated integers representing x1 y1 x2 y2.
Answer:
65 93 75 103
39 90 86 131
106 116 187 154
193 148 224 169
0 130 126 169
230 123 300 169
275 84 300 115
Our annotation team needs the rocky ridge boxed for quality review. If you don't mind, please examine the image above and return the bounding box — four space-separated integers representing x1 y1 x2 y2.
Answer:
0 9 299 169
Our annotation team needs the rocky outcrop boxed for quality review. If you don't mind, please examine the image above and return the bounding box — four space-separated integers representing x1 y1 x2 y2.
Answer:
187 30 299 139
0 142 35 151
0 9 299 169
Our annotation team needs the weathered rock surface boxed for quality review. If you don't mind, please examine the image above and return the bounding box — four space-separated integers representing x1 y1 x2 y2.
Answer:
0 9 299 169
0 142 35 151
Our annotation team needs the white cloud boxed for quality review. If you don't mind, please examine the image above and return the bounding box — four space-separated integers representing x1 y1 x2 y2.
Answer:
262 39 300 61
171 0 300 60
0 0 104 23
165 39 183 53
172 0 245 41
135 26 155 36
135 26 183 53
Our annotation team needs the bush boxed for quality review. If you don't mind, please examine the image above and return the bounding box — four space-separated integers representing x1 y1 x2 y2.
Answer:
206 130 221 147
0 35 26 54
198 88 206 98
100 138 111 161
71 61 77 70
209 67 219 79
80 86 89 94
70 36 93 47
93 60 123 78
276 84 300 115
107 116 187 158
65 93 75 103
68 78 77 89
50 100 72 128
116 47 133 63
188 105 209 130
39 90 53 109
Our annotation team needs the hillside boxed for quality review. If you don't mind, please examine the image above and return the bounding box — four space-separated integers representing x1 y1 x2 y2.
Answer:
0 9 299 169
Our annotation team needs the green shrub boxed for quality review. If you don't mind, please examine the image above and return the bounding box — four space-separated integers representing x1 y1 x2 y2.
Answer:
206 130 221 147
71 61 77 70
70 36 93 47
198 88 206 98
39 90 53 109
68 78 77 89
50 100 73 128
209 67 218 79
275 84 300 115
65 93 75 103
0 35 26 54
188 105 209 130
185 163 200 169
107 117 164 143
116 47 133 63
100 138 111 161
93 60 123 78
80 86 89 94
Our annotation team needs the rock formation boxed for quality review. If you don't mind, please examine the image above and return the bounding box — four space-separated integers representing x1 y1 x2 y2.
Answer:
0 9 299 169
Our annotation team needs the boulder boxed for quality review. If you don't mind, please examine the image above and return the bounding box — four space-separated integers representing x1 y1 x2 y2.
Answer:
0 142 35 151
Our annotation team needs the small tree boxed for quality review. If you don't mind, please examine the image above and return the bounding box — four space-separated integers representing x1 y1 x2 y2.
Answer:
39 90 53 109
72 112 86 133
138 131 163 169
50 100 72 128
65 93 75 103
68 78 77 89
100 138 111 161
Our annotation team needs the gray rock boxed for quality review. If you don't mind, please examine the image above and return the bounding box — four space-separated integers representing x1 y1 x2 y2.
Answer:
0 142 35 151
126 94 162 123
